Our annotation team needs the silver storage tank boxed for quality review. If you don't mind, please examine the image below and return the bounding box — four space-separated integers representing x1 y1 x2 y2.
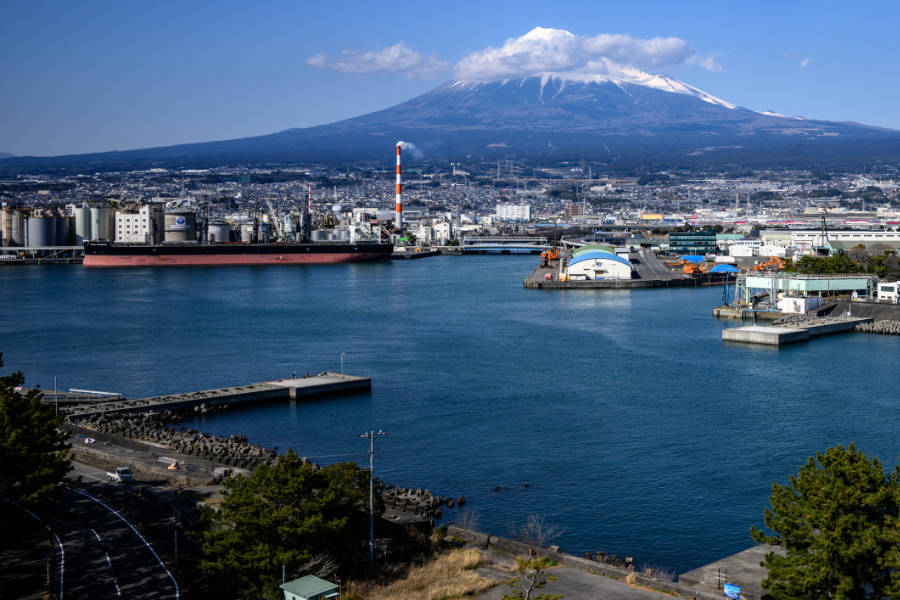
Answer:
164 211 197 242
74 207 91 244
1 207 26 246
207 223 230 243
90 207 115 241
310 230 328 242
26 216 56 247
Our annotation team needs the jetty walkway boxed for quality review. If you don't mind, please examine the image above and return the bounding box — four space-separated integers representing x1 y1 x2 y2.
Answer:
64 372 370 420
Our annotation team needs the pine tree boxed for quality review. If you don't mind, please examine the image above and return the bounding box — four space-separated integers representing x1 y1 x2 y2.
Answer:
751 444 900 599
0 354 71 508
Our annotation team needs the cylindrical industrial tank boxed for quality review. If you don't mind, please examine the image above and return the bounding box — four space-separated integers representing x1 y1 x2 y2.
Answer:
55 216 73 246
74 207 90 244
164 211 197 242
240 223 255 243
207 223 230 243
90 207 115 241
331 229 350 242
1 207 26 246
26 216 56 247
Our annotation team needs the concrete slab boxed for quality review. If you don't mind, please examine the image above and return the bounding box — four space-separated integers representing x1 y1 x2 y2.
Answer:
679 544 781 600
722 325 809 345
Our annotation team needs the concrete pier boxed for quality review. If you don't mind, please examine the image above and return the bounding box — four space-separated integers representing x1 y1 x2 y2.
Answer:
64 372 370 420
722 317 873 346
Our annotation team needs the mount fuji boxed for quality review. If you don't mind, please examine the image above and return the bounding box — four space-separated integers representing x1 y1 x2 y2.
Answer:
5 67 900 172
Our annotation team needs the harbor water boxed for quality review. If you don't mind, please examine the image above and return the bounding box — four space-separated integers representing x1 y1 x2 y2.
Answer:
2 256 899 573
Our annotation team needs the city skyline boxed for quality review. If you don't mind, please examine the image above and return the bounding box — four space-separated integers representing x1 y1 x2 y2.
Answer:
2 0 899 156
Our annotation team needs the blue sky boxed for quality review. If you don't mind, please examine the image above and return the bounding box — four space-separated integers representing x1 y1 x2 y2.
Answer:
2 0 898 156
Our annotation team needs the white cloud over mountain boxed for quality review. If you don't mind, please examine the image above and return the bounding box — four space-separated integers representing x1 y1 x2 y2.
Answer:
307 43 449 79
308 27 721 80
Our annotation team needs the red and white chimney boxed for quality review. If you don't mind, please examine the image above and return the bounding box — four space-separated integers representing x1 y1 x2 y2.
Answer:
395 144 402 231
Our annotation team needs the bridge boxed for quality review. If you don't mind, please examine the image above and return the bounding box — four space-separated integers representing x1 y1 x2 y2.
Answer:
460 236 549 254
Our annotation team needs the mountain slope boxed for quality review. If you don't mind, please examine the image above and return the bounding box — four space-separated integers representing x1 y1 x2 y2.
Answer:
4 74 900 173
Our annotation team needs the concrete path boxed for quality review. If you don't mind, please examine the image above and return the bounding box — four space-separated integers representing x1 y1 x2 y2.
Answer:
473 564 671 600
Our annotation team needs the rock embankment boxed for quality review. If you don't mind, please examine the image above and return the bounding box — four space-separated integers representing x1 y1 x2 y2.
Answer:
855 320 900 335
381 482 465 519
80 410 277 469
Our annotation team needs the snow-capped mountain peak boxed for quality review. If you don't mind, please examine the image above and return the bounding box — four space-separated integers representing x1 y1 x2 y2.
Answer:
451 68 736 110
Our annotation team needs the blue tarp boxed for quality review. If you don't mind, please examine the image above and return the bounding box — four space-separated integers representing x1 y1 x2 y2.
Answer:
679 255 704 263
710 264 739 273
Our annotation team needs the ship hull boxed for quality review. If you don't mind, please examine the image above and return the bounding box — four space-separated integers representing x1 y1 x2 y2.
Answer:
83 242 393 267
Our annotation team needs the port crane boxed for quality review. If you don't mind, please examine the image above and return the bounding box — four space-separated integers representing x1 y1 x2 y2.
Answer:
265 199 287 241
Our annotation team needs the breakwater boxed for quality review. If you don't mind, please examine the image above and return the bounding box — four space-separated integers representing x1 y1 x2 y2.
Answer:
855 319 900 335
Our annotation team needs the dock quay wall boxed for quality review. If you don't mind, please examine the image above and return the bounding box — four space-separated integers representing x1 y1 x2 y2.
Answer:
525 276 725 290
64 372 371 421
446 526 728 600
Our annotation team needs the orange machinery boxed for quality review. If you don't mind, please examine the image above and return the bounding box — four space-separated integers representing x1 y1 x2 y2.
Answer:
754 256 785 272
540 248 559 267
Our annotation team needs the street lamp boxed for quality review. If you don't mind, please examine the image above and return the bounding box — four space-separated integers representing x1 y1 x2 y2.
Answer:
340 352 346 374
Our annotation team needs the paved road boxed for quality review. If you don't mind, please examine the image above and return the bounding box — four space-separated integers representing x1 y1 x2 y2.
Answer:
631 250 680 281
32 464 182 599
474 564 669 600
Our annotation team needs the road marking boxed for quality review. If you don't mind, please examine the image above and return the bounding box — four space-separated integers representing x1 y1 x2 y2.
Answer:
70 487 180 599
91 528 102 542
113 578 121 597
105 552 112 567
24 508 64 600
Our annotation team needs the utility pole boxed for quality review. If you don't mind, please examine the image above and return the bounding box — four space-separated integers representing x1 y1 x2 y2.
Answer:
359 430 387 568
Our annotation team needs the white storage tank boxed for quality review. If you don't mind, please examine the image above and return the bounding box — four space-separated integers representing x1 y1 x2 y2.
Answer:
207 223 230 243
74 207 91 244
164 211 197 242
90 207 115 241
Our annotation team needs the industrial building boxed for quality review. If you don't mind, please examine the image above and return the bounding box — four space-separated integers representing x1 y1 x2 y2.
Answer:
668 230 717 255
115 204 164 244
564 246 633 280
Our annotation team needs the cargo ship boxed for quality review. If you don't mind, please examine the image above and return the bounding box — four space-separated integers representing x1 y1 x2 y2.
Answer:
83 241 394 267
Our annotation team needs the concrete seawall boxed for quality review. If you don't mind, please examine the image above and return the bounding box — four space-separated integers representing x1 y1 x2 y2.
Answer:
722 317 872 346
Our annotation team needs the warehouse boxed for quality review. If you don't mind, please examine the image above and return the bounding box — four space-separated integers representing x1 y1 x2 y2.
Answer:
565 249 633 280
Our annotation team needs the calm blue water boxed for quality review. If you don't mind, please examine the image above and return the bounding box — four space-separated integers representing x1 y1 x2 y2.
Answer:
2 256 899 572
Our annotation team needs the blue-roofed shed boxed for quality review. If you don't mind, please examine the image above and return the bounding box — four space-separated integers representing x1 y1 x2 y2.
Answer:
280 575 340 600
710 264 739 273
679 255 705 263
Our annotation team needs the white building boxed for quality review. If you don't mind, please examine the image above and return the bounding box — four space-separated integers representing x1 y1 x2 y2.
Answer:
877 281 899 303
115 204 164 244
790 230 900 250
565 250 633 281
495 204 532 222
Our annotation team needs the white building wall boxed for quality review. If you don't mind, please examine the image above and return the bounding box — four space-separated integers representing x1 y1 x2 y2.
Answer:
495 204 532 221
566 258 632 280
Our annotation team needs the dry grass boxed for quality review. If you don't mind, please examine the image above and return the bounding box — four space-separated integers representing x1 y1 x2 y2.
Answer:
353 548 497 600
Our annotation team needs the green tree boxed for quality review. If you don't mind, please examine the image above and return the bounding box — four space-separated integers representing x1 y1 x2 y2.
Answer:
196 451 377 600
0 353 71 508
502 557 562 600
750 444 900 600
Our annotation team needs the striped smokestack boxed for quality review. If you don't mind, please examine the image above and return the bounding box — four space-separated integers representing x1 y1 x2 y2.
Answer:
395 144 402 231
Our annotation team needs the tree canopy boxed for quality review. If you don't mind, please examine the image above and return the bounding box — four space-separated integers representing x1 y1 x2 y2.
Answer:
751 444 900 600
195 451 378 600
0 353 70 508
